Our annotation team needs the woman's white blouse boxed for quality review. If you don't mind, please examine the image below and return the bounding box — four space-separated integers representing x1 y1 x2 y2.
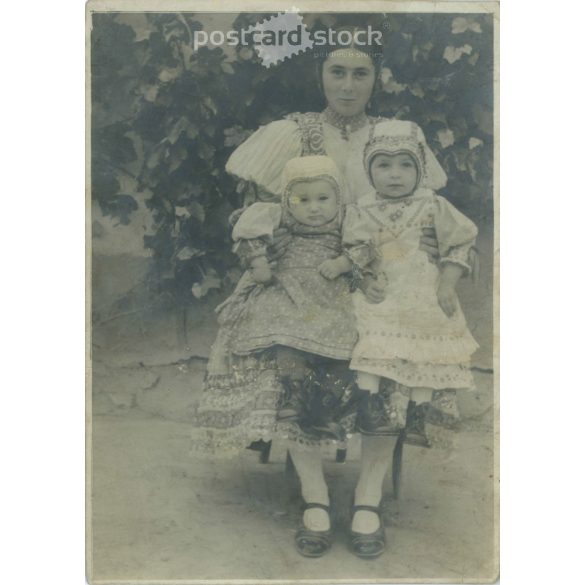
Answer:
226 117 429 204
226 119 303 198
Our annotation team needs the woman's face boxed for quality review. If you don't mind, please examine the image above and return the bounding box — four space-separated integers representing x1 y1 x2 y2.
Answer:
322 49 376 117
288 179 339 226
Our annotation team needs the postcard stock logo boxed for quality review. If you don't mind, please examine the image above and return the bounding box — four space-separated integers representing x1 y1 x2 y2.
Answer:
193 11 382 68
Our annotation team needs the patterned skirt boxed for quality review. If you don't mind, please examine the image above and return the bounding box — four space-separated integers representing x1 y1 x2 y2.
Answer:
191 346 462 459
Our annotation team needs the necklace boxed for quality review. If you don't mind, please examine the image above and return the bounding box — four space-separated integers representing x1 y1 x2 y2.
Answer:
323 106 368 141
375 194 414 222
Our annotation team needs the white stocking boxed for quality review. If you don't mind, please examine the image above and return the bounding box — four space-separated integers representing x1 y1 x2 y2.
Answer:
356 371 380 394
288 442 330 531
411 387 433 403
352 435 397 534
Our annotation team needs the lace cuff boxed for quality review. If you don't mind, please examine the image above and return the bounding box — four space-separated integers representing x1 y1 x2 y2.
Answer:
344 245 378 292
344 243 377 270
439 244 473 274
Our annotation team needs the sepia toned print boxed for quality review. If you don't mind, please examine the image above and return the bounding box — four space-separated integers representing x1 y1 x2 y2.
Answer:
87 1 498 582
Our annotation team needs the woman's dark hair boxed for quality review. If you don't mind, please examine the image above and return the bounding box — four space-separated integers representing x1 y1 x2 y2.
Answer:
313 24 385 98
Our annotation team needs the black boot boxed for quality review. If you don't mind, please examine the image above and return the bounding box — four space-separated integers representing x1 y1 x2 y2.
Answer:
356 391 401 436
277 377 306 421
404 401 431 448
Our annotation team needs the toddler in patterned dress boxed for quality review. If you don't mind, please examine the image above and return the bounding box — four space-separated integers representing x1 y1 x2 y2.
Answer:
342 120 479 440
218 155 357 437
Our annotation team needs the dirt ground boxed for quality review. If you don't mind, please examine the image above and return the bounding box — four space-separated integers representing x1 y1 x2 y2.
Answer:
90 358 496 583
89 375 496 583
89 229 497 583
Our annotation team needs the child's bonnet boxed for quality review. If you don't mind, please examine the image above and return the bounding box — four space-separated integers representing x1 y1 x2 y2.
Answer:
363 120 436 190
233 155 345 242
281 155 344 230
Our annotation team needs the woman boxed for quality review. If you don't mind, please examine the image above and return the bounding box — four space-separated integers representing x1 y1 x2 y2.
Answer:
193 28 459 559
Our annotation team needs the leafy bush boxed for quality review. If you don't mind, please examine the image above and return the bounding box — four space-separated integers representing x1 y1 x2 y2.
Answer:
91 12 493 306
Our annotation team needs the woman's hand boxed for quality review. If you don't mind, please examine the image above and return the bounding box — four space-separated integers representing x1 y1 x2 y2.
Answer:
361 275 385 304
268 227 292 260
250 256 272 284
419 227 439 262
228 207 246 227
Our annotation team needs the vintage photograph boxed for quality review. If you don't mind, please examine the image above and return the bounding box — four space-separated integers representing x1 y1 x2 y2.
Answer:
88 1 498 582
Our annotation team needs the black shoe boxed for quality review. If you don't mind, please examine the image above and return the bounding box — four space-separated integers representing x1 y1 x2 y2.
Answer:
349 504 386 559
277 378 305 421
295 502 332 558
356 392 401 436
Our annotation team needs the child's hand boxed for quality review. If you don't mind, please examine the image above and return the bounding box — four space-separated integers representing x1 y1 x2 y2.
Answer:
437 281 458 317
361 275 385 303
250 257 272 284
268 227 292 260
319 259 344 280
437 263 464 317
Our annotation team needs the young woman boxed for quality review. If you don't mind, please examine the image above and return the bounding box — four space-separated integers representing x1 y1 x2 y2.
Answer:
193 28 465 559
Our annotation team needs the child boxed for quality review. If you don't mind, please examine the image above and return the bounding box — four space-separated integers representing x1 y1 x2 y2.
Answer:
343 120 479 441
213 155 359 438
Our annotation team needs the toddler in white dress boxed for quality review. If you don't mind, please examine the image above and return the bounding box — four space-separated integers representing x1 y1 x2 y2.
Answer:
343 120 479 439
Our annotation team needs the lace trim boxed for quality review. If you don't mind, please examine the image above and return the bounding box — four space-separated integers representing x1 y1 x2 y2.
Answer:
231 332 354 361
323 106 369 139
344 242 377 270
285 110 379 151
350 357 475 390
285 112 326 155
352 329 478 366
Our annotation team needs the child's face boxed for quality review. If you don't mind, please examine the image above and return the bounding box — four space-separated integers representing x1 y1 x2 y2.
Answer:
370 153 418 199
288 180 339 226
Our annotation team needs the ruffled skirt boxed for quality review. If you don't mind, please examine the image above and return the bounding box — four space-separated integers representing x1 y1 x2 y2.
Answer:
350 253 478 389
191 349 464 458
191 350 359 458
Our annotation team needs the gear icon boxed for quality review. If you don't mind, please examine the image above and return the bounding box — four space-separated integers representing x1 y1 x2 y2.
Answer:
244 11 313 68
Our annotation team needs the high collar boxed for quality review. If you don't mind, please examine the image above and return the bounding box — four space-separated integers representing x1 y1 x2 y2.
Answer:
322 106 368 139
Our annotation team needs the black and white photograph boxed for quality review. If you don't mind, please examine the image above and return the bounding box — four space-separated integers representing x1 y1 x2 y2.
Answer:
87 1 498 582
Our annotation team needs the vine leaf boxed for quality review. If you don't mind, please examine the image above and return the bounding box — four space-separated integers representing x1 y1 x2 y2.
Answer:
381 68 407 94
451 17 482 34
437 128 455 149
443 44 473 64
114 13 152 42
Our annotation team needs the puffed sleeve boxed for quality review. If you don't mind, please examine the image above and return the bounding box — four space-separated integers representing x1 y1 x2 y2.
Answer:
231 202 282 265
342 204 377 269
434 195 478 273
226 119 303 198
232 202 282 242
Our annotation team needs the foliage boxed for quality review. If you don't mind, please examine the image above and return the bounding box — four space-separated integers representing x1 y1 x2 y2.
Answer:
91 12 494 305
